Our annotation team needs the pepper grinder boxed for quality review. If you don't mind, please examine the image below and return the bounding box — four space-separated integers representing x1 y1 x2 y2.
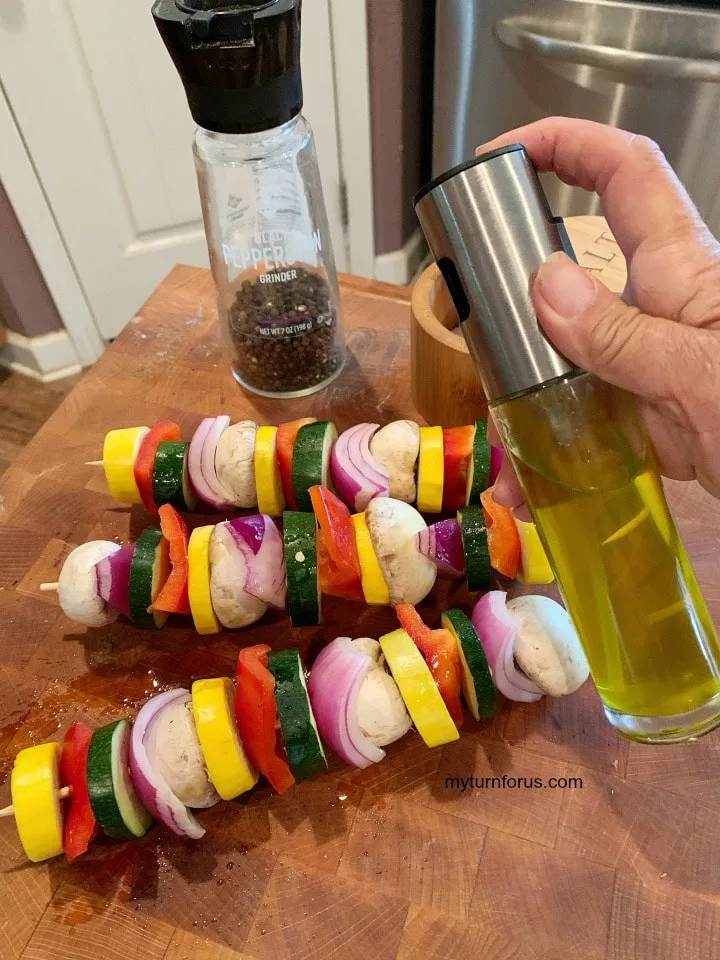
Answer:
415 145 720 744
152 0 346 399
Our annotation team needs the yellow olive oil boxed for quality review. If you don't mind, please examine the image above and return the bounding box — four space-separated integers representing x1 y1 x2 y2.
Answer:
493 374 720 735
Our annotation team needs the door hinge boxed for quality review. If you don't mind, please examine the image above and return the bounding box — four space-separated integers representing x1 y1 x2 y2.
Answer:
339 179 349 228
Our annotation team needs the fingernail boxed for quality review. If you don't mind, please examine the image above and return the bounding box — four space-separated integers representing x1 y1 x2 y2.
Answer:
536 252 596 318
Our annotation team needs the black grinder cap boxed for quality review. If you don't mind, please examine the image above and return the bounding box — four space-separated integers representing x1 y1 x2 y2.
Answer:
152 0 302 135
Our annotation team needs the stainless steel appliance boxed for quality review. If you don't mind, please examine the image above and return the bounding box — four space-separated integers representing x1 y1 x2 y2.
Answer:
433 0 720 235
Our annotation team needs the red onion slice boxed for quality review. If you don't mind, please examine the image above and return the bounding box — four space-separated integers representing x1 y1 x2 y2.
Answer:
225 515 287 610
95 543 135 619
331 424 390 512
472 591 515 665
471 591 543 702
490 446 505 485
499 636 544 702
417 519 465 579
308 638 385 768
188 417 233 510
129 689 206 840
229 514 265 555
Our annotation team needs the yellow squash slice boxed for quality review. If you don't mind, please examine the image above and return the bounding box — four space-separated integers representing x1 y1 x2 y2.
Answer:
102 427 150 505
11 743 64 863
188 525 220 635
192 678 258 800
379 629 459 748
254 426 285 517
515 517 554 585
417 426 444 513
352 512 390 606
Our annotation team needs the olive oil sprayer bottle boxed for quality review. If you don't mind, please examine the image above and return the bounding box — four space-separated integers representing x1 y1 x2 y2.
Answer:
415 145 720 743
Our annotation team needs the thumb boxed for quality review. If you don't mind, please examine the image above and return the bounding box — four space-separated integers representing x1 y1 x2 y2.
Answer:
532 252 689 403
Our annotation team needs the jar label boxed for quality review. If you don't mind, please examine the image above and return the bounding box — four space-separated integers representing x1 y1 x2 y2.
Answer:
220 164 322 274
222 230 323 274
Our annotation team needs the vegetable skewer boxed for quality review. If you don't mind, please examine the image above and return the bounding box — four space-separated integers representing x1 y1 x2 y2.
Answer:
0 786 72 819
44 485 554 636
3 595 589 864
90 417 495 518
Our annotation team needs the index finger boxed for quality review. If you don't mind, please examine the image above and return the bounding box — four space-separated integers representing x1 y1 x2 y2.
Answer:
477 118 711 262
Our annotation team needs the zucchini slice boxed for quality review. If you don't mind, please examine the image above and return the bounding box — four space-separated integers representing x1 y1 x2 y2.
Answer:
283 511 321 627
87 720 153 840
267 648 327 781
441 609 497 720
458 506 491 592
129 526 171 629
153 441 197 512
464 425 477 508
470 420 491 503
291 421 337 512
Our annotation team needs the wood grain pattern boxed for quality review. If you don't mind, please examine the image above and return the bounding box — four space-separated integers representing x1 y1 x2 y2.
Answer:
0 239 718 958
0 369 82 479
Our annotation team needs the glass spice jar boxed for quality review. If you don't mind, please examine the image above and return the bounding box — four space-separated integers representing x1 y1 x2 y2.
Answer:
153 0 346 398
195 119 346 397
228 263 342 396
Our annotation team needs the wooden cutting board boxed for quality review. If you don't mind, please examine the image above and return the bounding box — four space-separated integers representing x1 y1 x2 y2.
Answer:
1 219 720 960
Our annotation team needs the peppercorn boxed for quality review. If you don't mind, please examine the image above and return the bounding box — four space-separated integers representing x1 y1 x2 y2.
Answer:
226 267 344 395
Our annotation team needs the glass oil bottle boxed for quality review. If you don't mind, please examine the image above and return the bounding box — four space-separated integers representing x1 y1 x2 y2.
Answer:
415 145 720 742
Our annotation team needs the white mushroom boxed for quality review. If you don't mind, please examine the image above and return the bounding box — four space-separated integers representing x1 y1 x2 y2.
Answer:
209 523 267 629
352 638 411 746
145 696 219 809
507 595 590 697
369 420 420 503
58 541 121 628
365 498 436 605
215 420 258 508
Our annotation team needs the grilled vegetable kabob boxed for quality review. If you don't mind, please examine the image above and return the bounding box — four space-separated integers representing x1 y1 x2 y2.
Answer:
90 416 507 518
42 477 554 637
4 593 588 865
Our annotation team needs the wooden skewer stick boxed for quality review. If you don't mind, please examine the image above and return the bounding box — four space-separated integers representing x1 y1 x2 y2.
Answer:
0 786 73 819
85 461 104 467
40 582 59 593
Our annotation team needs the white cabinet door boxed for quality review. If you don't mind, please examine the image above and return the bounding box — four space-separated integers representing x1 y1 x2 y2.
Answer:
0 0 346 340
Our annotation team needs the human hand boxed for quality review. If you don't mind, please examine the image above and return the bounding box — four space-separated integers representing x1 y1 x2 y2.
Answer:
477 117 720 508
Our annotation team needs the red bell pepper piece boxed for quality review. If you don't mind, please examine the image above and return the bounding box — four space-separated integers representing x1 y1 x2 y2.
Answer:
442 425 476 512
59 722 98 862
152 504 190 614
133 420 182 514
276 418 317 509
309 485 364 602
235 645 295 795
395 604 464 727
481 487 521 580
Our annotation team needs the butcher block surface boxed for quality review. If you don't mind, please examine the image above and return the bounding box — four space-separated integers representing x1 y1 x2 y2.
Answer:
2 220 720 960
